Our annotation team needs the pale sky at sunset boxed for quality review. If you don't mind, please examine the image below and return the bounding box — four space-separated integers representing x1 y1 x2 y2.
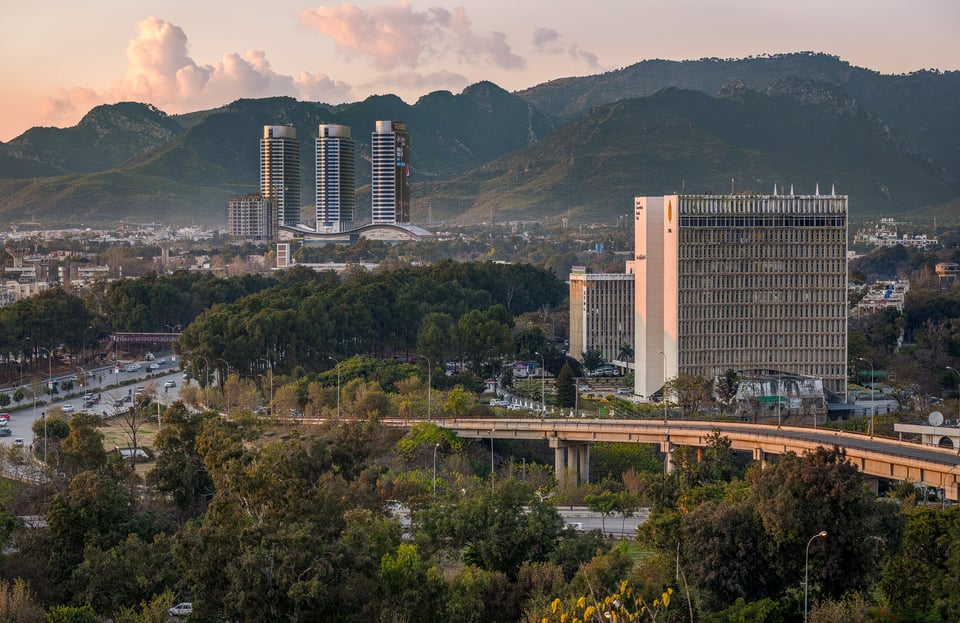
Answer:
2 0 958 142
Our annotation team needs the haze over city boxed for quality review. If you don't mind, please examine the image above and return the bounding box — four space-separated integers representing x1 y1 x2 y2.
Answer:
2 0 958 142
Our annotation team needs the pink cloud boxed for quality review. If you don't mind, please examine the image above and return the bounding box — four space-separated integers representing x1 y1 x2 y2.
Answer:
532 26 600 69
299 1 525 71
34 16 352 130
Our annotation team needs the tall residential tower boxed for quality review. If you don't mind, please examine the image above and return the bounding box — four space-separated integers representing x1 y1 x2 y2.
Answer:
634 191 848 399
260 125 301 227
315 124 356 232
371 120 410 224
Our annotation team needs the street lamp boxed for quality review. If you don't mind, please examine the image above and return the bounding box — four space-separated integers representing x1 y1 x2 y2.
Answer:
804 531 828 623
946 366 960 454
534 351 545 414
420 355 432 419
433 442 440 498
857 357 875 438
328 356 341 418
658 350 667 424
489 429 496 491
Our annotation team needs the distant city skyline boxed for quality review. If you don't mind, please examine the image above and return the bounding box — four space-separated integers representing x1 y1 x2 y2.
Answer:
2 0 958 142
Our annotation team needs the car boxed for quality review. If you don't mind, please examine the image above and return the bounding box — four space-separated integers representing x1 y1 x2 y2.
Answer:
164 380 177 388
0 428 11 437
61 404 75 413
168 602 193 617
13 438 23 446
148 362 160 370
616 388 632 395
123 363 142 372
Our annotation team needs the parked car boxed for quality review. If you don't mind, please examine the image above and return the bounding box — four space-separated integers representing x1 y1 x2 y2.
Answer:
124 363 142 372
168 602 193 617
148 362 160 370
14 438 24 446
164 380 177 388
0 428 11 437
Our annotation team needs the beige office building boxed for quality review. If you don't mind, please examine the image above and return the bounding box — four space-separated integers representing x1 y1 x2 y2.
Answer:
634 192 848 399
569 264 635 373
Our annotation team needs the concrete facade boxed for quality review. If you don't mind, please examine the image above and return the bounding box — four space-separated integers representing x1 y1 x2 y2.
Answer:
568 265 635 373
634 192 848 399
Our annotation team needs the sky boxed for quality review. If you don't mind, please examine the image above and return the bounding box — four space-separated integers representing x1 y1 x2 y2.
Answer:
2 0 958 142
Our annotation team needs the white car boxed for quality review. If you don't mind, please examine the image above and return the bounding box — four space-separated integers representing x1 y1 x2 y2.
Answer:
148 362 160 370
163 380 177 388
61 404 75 413
169 602 193 617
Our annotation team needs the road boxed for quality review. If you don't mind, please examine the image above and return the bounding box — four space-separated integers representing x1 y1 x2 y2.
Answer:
0 352 185 449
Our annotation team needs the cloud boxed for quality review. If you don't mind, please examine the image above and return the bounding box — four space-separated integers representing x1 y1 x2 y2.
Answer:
35 16 353 129
532 26 600 69
299 1 525 71
362 69 471 99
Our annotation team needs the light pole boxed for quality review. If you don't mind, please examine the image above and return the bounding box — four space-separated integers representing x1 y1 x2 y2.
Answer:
328 356 341 418
433 442 440 498
858 357 875 437
658 350 667 424
947 366 960 454
421 355 432 419
489 429 495 491
804 531 828 623
534 351 545 414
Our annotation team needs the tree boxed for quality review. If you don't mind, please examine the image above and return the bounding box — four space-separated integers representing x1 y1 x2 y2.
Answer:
147 403 214 514
664 372 713 416
0 578 44 623
60 412 107 475
555 363 576 408
584 490 619 535
581 349 604 375
443 386 474 418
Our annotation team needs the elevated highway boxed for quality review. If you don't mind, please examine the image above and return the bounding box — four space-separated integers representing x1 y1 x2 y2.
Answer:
385 418 960 501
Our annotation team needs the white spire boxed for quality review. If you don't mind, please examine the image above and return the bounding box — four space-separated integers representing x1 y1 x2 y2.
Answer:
831 183 836 196
815 182 820 196
773 183 778 196
790 184 794 195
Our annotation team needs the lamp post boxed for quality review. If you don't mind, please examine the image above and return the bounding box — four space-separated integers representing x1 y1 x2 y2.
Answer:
947 366 960 454
489 429 496 491
328 356 341 418
804 531 828 623
658 350 667 424
534 351 545 414
858 357 875 438
433 442 440 498
421 355 432 419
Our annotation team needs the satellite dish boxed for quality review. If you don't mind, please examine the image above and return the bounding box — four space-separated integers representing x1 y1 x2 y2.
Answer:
929 411 944 427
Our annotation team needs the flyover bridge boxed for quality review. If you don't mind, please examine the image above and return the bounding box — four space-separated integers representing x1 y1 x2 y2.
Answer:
385 418 960 501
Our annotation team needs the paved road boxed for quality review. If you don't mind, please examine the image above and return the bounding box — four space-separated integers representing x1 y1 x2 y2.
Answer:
0 352 185 449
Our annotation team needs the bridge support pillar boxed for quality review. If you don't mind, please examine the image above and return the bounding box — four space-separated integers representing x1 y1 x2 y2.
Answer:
752 447 768 468
660 441 674 474
550 440 591 487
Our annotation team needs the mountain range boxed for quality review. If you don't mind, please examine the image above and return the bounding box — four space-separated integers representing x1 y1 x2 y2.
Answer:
0 52 957 227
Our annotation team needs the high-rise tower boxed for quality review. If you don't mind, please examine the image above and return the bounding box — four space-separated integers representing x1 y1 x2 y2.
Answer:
634 191 848 399
260 125 301 227
316 124 356 232
371 120 410 224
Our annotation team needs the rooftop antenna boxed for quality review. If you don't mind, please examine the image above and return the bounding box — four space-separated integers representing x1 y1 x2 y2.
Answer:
815 182 820 196
774 183 778 196
731 177 735 194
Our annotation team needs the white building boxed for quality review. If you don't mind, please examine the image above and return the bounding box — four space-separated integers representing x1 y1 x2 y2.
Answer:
569 264 635 374
371 120 410 224
316 124 356 232
261 125 301 227
634 192 848 399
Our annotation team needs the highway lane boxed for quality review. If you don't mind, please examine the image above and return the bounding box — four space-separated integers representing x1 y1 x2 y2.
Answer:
0 354 185 449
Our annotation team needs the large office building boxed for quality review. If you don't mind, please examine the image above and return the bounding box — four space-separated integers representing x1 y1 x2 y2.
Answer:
634 191 848 399
371 120 410 224
569 264 635 374
260 125 301 227
227 193 274 241
315 124 356 232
